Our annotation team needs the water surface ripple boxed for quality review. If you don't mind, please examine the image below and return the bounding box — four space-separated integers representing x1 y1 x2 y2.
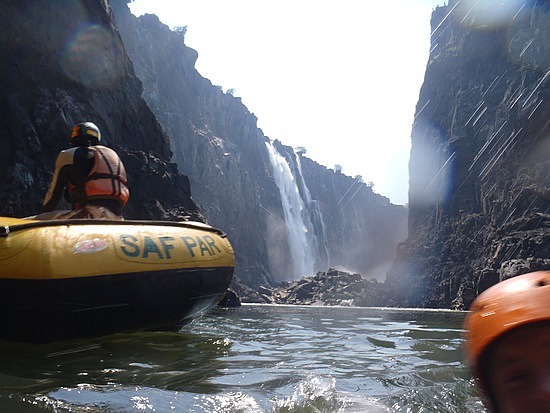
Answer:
0 305 486 412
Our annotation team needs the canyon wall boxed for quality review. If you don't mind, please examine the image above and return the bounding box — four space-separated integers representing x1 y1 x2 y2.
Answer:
111 0 407 289
386 0 549 308
0 0 202 221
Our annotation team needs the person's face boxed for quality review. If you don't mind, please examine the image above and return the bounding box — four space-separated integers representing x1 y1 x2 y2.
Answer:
487 324 550 413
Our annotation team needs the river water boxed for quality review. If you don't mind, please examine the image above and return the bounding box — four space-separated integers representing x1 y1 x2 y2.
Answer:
0 304 486 412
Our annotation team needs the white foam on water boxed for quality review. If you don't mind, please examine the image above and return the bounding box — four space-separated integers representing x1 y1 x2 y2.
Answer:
270 375 389 413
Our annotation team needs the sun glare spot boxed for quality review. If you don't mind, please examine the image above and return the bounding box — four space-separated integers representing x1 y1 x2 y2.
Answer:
60 25 124 88
454 0 527 30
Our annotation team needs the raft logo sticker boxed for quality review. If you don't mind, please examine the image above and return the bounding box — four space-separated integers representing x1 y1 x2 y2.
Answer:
73 238 109 254
118 234 223 261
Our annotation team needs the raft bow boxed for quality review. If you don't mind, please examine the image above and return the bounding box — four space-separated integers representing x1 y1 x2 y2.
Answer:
0 217 234 343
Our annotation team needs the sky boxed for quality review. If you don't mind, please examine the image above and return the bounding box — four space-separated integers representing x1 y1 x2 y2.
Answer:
128 0 447 205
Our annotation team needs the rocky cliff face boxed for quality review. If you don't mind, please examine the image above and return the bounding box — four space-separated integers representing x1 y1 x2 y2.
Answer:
299 155 407 280
0 1 202 220
386 0 549 308
111 0 407 289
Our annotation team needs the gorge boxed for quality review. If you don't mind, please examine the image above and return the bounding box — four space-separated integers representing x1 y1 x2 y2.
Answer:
111 0 408 292
0 0 547 309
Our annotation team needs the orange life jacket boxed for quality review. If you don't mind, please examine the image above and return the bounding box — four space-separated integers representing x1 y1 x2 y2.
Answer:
74 146 129 207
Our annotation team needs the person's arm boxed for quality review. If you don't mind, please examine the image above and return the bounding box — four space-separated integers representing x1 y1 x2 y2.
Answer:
42 149 75 212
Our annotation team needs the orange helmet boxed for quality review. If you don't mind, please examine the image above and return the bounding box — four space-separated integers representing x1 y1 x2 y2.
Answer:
464 270 550 376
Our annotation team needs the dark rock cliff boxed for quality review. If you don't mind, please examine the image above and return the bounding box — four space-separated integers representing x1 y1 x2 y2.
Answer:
386 0 550 308
111 1 407 289
0 1 201 220
258 268 388 307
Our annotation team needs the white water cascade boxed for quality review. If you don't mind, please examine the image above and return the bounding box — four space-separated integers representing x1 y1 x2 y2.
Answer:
265 141 318 278
295 155 331 270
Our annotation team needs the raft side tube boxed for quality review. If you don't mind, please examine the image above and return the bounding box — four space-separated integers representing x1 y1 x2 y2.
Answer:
0 218 234 280
0 219 228 238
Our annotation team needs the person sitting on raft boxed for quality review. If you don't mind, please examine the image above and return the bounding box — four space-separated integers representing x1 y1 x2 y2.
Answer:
464 270 550 413
42 122 129 219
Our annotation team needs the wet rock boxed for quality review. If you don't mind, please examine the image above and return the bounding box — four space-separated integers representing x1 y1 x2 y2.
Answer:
292 280 315 300
231 280 264 304
499 258 550 281
218 289 241 308
451 282 477 310
251 268 389 307
477 269 499 295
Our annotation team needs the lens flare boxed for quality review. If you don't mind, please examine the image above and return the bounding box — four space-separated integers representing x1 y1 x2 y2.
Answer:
409 120 454 207
454 0 527 30
60 25 124 88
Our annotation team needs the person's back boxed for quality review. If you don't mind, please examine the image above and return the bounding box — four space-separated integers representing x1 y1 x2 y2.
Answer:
42 122 129 219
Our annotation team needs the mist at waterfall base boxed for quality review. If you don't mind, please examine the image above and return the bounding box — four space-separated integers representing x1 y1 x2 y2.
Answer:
0 306 484 412
264 140 395 282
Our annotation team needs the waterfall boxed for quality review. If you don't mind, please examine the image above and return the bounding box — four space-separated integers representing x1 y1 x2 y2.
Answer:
265 141 316 278
295 155 331 269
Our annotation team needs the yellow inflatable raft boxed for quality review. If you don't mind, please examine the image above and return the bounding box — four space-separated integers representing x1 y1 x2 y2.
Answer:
0 217 234 343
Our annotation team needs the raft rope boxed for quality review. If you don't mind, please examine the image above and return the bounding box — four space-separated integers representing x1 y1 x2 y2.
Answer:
0 219 227 238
